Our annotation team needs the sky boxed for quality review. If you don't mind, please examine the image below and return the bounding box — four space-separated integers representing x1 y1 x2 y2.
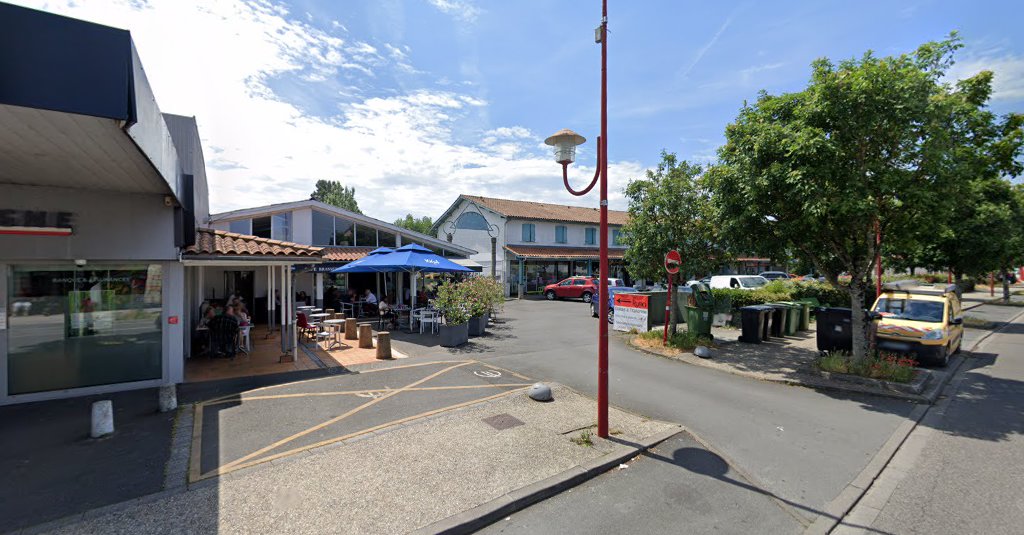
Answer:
14 0 1024 223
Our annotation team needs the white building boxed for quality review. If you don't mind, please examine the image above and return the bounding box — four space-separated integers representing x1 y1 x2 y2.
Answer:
433 195 630 296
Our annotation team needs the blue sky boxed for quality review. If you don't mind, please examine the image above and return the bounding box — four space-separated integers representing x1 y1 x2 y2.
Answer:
18 0 1024 221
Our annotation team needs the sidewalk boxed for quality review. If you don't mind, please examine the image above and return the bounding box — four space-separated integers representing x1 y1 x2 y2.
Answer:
24 364 677 535
835 307 1024 534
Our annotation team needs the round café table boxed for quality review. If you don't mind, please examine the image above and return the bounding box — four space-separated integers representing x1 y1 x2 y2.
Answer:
321 318 345 349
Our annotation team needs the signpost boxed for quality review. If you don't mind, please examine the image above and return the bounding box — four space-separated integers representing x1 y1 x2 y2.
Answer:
664 250 680 345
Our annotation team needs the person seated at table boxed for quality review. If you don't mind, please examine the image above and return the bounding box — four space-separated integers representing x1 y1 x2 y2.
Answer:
378 296 396 329
209 306 240 358
344 289 356 303
363 288 378 314
296 290 309 306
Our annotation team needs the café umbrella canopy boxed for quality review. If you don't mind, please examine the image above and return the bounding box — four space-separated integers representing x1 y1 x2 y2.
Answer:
333 244 473 324
329 247 394 273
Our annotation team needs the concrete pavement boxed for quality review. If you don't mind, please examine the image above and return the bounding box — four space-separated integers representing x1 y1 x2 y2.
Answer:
835 306 1024 534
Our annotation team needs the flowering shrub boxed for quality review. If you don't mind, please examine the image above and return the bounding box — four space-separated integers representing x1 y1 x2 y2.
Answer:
817 351 918 383
434 279 470 325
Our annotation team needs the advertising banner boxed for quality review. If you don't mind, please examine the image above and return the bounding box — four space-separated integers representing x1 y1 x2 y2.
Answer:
613 293 649 332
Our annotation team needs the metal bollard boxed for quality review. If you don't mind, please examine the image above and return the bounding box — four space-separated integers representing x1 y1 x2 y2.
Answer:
91 400 114 438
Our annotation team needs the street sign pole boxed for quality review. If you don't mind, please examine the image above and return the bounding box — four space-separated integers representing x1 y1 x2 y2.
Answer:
663 250 681 345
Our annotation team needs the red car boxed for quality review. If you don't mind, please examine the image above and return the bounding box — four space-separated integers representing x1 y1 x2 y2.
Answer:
544 277 599 303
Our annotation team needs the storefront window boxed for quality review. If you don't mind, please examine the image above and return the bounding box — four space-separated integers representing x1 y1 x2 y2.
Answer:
229 219 251 235
7 264 163 395
334 218 354 246
252 216 272 239
378 230 397 248
574 261 590 276
271 212 291 242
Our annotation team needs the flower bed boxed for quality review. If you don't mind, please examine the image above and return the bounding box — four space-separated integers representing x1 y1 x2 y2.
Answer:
816 352 918 383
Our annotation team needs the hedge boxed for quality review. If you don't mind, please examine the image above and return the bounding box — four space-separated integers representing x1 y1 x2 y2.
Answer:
710 280 850 313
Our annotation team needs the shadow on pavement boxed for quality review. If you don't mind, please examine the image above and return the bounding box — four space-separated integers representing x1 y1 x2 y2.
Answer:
919 352 1024 442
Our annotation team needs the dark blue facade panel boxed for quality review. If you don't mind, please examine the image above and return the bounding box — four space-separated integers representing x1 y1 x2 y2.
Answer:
0 3 135 122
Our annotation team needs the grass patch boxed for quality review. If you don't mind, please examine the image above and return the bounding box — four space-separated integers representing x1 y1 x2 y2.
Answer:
962 316 995 329
817 351 918 383
571 429 594 447
635 328 712 351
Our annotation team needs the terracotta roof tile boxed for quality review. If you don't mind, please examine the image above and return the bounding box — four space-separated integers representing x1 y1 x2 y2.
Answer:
184 229 322 258
320 247 376 262
504 245 626 260
464 195 629 226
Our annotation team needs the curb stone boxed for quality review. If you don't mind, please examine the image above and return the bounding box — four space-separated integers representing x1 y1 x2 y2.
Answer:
409 426 684 535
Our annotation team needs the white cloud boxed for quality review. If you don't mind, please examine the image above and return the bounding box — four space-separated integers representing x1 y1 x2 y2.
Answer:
11 0 644 221
948 52 1024 102
426 0 481 23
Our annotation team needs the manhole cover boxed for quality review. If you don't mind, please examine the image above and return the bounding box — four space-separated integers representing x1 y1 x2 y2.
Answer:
482 413 524 431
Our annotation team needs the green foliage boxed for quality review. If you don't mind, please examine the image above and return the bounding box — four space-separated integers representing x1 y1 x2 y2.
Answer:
706 35 969 360
571 429 594 447
817 352 918 383
311 180 361 214
462 276 504 317
708 281 849 312
394 214 435 236
433 279 470 325
622 152 728 283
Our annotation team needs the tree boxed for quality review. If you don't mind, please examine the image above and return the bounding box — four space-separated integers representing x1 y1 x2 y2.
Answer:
393 214 435 236
311 180 361 214
622 152 729 333
706 36 966 362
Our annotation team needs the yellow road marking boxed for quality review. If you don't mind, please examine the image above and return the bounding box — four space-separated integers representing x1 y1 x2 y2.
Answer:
189 403 204 483
216 362 472 472
201 383 533 406
199 359 474 405
196 386 529 481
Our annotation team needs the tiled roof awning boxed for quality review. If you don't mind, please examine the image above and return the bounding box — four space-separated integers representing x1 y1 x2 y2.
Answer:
184 229 322 260
464 195 629 226
504 245 626 260
320 247 376 262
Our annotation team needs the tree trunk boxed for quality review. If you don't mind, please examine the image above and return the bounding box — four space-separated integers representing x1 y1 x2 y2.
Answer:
1004 268 1011 302
849 281 870 362
910 266 916 276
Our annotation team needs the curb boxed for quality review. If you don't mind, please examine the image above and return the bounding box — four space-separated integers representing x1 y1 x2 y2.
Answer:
409 426 684 535
809 305 1024 535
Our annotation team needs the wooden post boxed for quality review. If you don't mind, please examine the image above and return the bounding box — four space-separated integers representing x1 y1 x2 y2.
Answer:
376 331 392 359
358 323 373 348
345 317 358 340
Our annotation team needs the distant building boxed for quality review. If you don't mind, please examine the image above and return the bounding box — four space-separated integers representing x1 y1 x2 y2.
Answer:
433 195 630 296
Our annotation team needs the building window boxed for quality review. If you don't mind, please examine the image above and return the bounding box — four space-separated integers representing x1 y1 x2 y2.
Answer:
555 225 567 244
271 212 291 242
612 229 623 246
356 225 377 247
585 227 596 245
378 230 397 248
228 219 251 235
252 216 272 239
334 218 354 246
522 223 536 242
312 210 334 245
7 264 163 395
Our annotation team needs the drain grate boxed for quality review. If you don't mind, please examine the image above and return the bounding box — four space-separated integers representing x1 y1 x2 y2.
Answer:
482 413 524 431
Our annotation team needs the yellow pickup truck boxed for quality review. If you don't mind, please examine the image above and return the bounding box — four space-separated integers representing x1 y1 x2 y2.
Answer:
870 284 964 367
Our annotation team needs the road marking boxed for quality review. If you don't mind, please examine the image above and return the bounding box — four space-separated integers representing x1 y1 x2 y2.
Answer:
200 383 533 406
216 362 472 473
474 370 502 378
189 403 204 483
195 386 530 481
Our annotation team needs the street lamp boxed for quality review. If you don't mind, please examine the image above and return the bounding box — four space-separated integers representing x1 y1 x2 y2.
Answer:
545 0 610 439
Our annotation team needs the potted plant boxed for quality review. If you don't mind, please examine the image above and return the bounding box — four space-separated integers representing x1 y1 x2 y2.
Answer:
465 277 496 336
435 280 470 347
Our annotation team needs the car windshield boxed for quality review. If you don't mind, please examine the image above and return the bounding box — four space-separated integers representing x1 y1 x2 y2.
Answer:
738 276 768 288
875 298 944 323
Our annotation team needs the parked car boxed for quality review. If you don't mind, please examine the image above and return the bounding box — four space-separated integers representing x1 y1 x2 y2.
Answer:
591 286 638 323
709 275 769 290
758 271 789 281
801 273 827 282
544 277 599 303
871 284 963 366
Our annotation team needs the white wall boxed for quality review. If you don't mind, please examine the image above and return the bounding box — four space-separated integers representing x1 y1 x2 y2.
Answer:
436 198 506 278
504 219 620 248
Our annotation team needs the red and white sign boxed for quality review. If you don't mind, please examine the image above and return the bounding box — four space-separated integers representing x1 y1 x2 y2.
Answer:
613 293 649 332
665 250 681 274
0 226 73 236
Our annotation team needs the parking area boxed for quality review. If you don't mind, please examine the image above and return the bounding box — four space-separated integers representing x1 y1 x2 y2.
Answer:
191 360 533 481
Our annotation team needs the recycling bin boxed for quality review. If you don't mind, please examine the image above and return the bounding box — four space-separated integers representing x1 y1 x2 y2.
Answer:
685 283 715 337
792 299 815 330
738 305 773 343
816 307 852 352
777 301 802 335
765 303 789 338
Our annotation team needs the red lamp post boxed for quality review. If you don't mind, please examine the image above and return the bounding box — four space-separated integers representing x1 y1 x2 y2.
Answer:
544 0 610 438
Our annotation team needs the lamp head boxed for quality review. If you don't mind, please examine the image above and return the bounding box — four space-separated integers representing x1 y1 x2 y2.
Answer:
544 128 586 165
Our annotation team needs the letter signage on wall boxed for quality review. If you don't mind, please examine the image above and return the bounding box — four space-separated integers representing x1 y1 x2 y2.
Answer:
0 209 74 236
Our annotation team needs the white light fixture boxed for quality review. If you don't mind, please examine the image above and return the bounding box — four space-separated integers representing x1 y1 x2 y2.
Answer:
544 129 586 165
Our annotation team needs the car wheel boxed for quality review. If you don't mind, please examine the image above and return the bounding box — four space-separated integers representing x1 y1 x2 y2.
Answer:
582 292 593 303
545 290 556 301
607 308 615 324
933 345 950 367
592 305 598 318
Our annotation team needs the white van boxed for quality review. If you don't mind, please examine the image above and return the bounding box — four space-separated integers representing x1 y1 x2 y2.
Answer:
709 275 769 290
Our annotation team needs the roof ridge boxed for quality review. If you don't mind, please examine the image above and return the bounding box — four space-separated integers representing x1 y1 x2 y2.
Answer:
464 194 627 214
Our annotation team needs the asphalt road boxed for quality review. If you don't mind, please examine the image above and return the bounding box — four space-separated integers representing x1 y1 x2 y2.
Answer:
393 298 919 526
